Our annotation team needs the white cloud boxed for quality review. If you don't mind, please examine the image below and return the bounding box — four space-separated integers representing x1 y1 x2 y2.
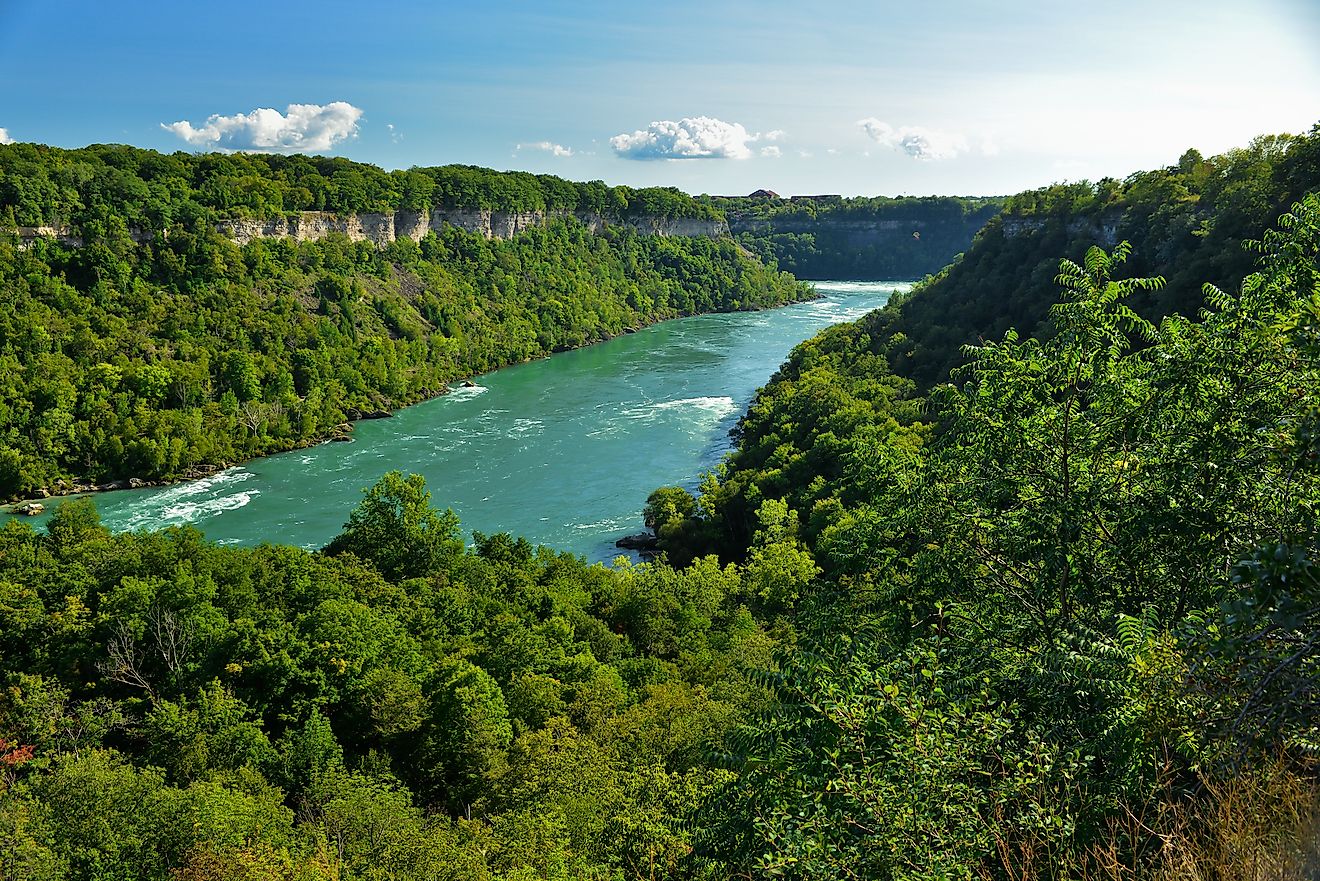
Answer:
162 102 363 153
0 128 13 145
858 118 968 161
760 145 782 158
611 116 758 160
798 149 814 159
517 140 574 157
387 123 403 144
763 129 786 141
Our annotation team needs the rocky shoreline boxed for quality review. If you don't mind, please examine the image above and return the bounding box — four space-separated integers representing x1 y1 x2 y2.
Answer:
614 531 660 561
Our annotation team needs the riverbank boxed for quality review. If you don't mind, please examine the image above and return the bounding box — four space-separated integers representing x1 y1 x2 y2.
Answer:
4 300 822 512
4 388 453 511
1 282 902 558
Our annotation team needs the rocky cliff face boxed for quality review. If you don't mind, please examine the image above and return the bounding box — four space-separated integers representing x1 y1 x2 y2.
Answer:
12 225 155 248
728 214 931 248
9 209 729 251
997 212 1121 248
420 209 728 242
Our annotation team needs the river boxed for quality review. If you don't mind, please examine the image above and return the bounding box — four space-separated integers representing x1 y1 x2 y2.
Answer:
8 281 909 561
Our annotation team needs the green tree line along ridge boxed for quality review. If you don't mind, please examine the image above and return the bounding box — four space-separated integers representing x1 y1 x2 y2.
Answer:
0 144 813 500
4 125 1320 879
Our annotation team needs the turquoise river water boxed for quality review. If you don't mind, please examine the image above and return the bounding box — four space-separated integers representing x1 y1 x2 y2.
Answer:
7 281 908 561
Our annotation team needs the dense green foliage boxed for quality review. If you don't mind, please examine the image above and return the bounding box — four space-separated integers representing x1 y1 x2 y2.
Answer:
872 128 1320 387
673 195 1320 879
0 145 808 499
6 132 1320 880
0 143 720 225
717 194 1003 280
0 470 829 880
5 193 1318 880
676 127 1320 560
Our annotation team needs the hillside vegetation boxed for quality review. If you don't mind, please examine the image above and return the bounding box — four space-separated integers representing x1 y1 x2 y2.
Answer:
878 130 1320 387
0 145 809 499
3 129 1320 880
0 144 720 225
654 128 1320 877
677 126 1320 559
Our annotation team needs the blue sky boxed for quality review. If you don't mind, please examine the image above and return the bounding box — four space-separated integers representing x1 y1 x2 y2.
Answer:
1 0 1317 196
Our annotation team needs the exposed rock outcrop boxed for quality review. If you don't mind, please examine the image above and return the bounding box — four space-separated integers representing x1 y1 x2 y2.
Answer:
10 225 155 249
997 212 1122 248
726 214 932 249
615 533 659 551
9 209 729 252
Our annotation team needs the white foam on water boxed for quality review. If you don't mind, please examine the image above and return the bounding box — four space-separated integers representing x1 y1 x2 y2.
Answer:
509 418 544 437
114 489 260 532
160 490 259 522
618 395 740 426
149 467 252 501
100 468 258 532
446 385 488 401
571 516 633 531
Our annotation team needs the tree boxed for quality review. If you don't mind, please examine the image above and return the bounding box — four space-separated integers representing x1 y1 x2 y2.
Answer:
322 471 462 580
415 659 512 810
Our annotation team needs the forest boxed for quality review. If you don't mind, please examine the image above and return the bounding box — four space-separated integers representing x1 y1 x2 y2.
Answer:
0 144 721 226
864 130 1320 387
3 126 1320 880
0 144 810 500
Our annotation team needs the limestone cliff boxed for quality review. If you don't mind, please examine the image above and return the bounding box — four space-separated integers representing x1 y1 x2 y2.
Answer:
9 210 729 251
997 212 1121 248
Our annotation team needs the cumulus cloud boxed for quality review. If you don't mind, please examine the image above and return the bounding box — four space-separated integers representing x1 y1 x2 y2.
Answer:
0 128 13 145
517 140 574 157
611 116 759 160
858 118 968 161
760 145 782 158
387 123 403 144
162 102 363 153
763 129 786 141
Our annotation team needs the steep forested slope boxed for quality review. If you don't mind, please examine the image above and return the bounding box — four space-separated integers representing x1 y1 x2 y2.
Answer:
879 128 1320 387
3 189 1318 881
674 126 1320 559
677 186 1320 880
0 145 809 500
0 474 798 880
630 126 1320 879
